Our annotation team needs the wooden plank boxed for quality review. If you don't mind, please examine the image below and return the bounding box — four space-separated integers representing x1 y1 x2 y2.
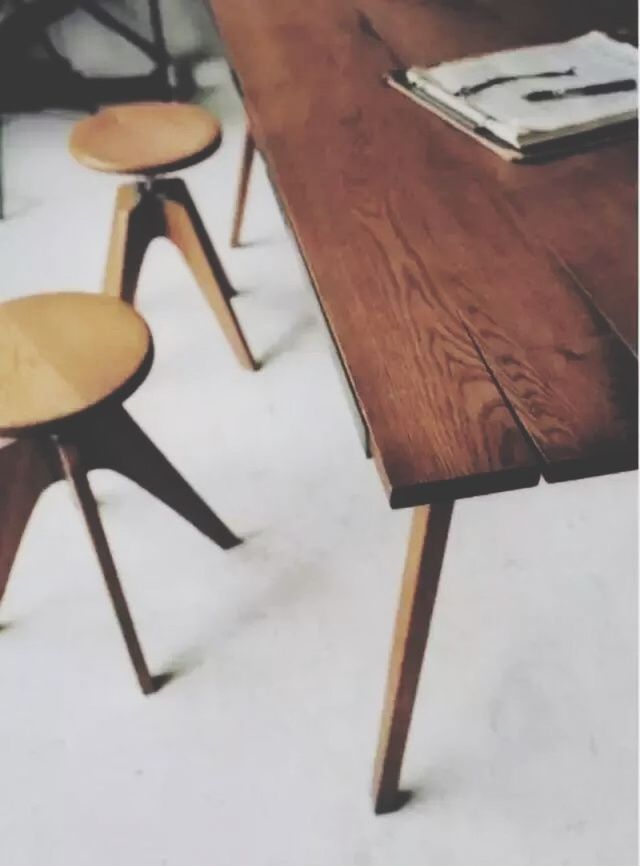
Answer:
214 0 541 507
210 0 637 505
355 0 639 478
375 167 638 481
506 162 638 354
360 0 639 354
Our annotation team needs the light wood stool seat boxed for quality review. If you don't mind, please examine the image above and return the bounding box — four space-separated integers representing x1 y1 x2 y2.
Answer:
69 103 257 371
0 291 241 695
0 292 152 436
69 102 222 175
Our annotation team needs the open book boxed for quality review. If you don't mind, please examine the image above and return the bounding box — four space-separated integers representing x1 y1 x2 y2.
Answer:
387 32 637 160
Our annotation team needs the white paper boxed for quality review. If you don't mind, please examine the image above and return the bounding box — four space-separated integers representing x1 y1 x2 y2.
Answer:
407 32 637 148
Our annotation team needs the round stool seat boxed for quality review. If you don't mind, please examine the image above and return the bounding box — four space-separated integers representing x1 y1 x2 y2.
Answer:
0 292 152 436
69 102 222 175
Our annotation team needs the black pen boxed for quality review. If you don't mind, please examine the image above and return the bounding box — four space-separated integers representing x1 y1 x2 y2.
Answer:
455 68 575 97
524 78 637 102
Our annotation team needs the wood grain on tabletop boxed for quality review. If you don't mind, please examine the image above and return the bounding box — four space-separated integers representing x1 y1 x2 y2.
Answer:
210 0 638 506
360 0 639 355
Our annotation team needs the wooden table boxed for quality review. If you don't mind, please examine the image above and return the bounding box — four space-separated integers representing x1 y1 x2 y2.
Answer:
209 0 638 813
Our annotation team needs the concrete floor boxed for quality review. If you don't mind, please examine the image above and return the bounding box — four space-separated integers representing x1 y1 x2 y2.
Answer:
0 60 636 866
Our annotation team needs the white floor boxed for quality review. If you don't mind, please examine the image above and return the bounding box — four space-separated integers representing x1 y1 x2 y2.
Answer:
0 61 637 866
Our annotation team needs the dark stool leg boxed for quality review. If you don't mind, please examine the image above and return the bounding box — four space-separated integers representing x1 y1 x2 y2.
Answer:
57 439 155 696
158 177 257 371
0 437 60 606
77 407 242 550
230 126 256 248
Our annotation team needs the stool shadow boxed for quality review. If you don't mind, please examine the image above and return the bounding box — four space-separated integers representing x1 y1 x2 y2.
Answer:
151 643 206 688
261 314 316 366
375 790 414 815
151 671 177 693
231 234 284 250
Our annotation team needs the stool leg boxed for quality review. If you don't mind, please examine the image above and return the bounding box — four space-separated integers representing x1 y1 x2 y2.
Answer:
0 438 59 606
158 178 258 371
77 407 242 550
230 126 256 248
57 440 155 695
103 184 163 303
162 180 237 301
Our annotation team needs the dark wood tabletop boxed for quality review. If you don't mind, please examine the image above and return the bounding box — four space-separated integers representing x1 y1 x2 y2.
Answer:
210 0 638 508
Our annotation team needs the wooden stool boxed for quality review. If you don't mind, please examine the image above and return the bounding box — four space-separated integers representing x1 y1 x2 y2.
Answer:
0 292 240 695
69 102 257 371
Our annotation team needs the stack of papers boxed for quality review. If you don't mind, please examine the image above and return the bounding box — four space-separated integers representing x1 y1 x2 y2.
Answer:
391 32 637 158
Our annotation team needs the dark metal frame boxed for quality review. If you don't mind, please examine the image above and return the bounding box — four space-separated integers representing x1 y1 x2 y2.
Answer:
81 0 173 96
0 0 175 219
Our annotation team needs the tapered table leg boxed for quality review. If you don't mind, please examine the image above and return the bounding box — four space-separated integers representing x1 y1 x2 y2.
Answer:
230 126 256 248
372 502 454 814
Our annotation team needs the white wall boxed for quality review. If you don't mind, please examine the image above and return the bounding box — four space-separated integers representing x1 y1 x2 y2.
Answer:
48 0 221 76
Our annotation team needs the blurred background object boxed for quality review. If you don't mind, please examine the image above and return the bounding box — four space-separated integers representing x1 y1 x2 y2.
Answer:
0 0 221 111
